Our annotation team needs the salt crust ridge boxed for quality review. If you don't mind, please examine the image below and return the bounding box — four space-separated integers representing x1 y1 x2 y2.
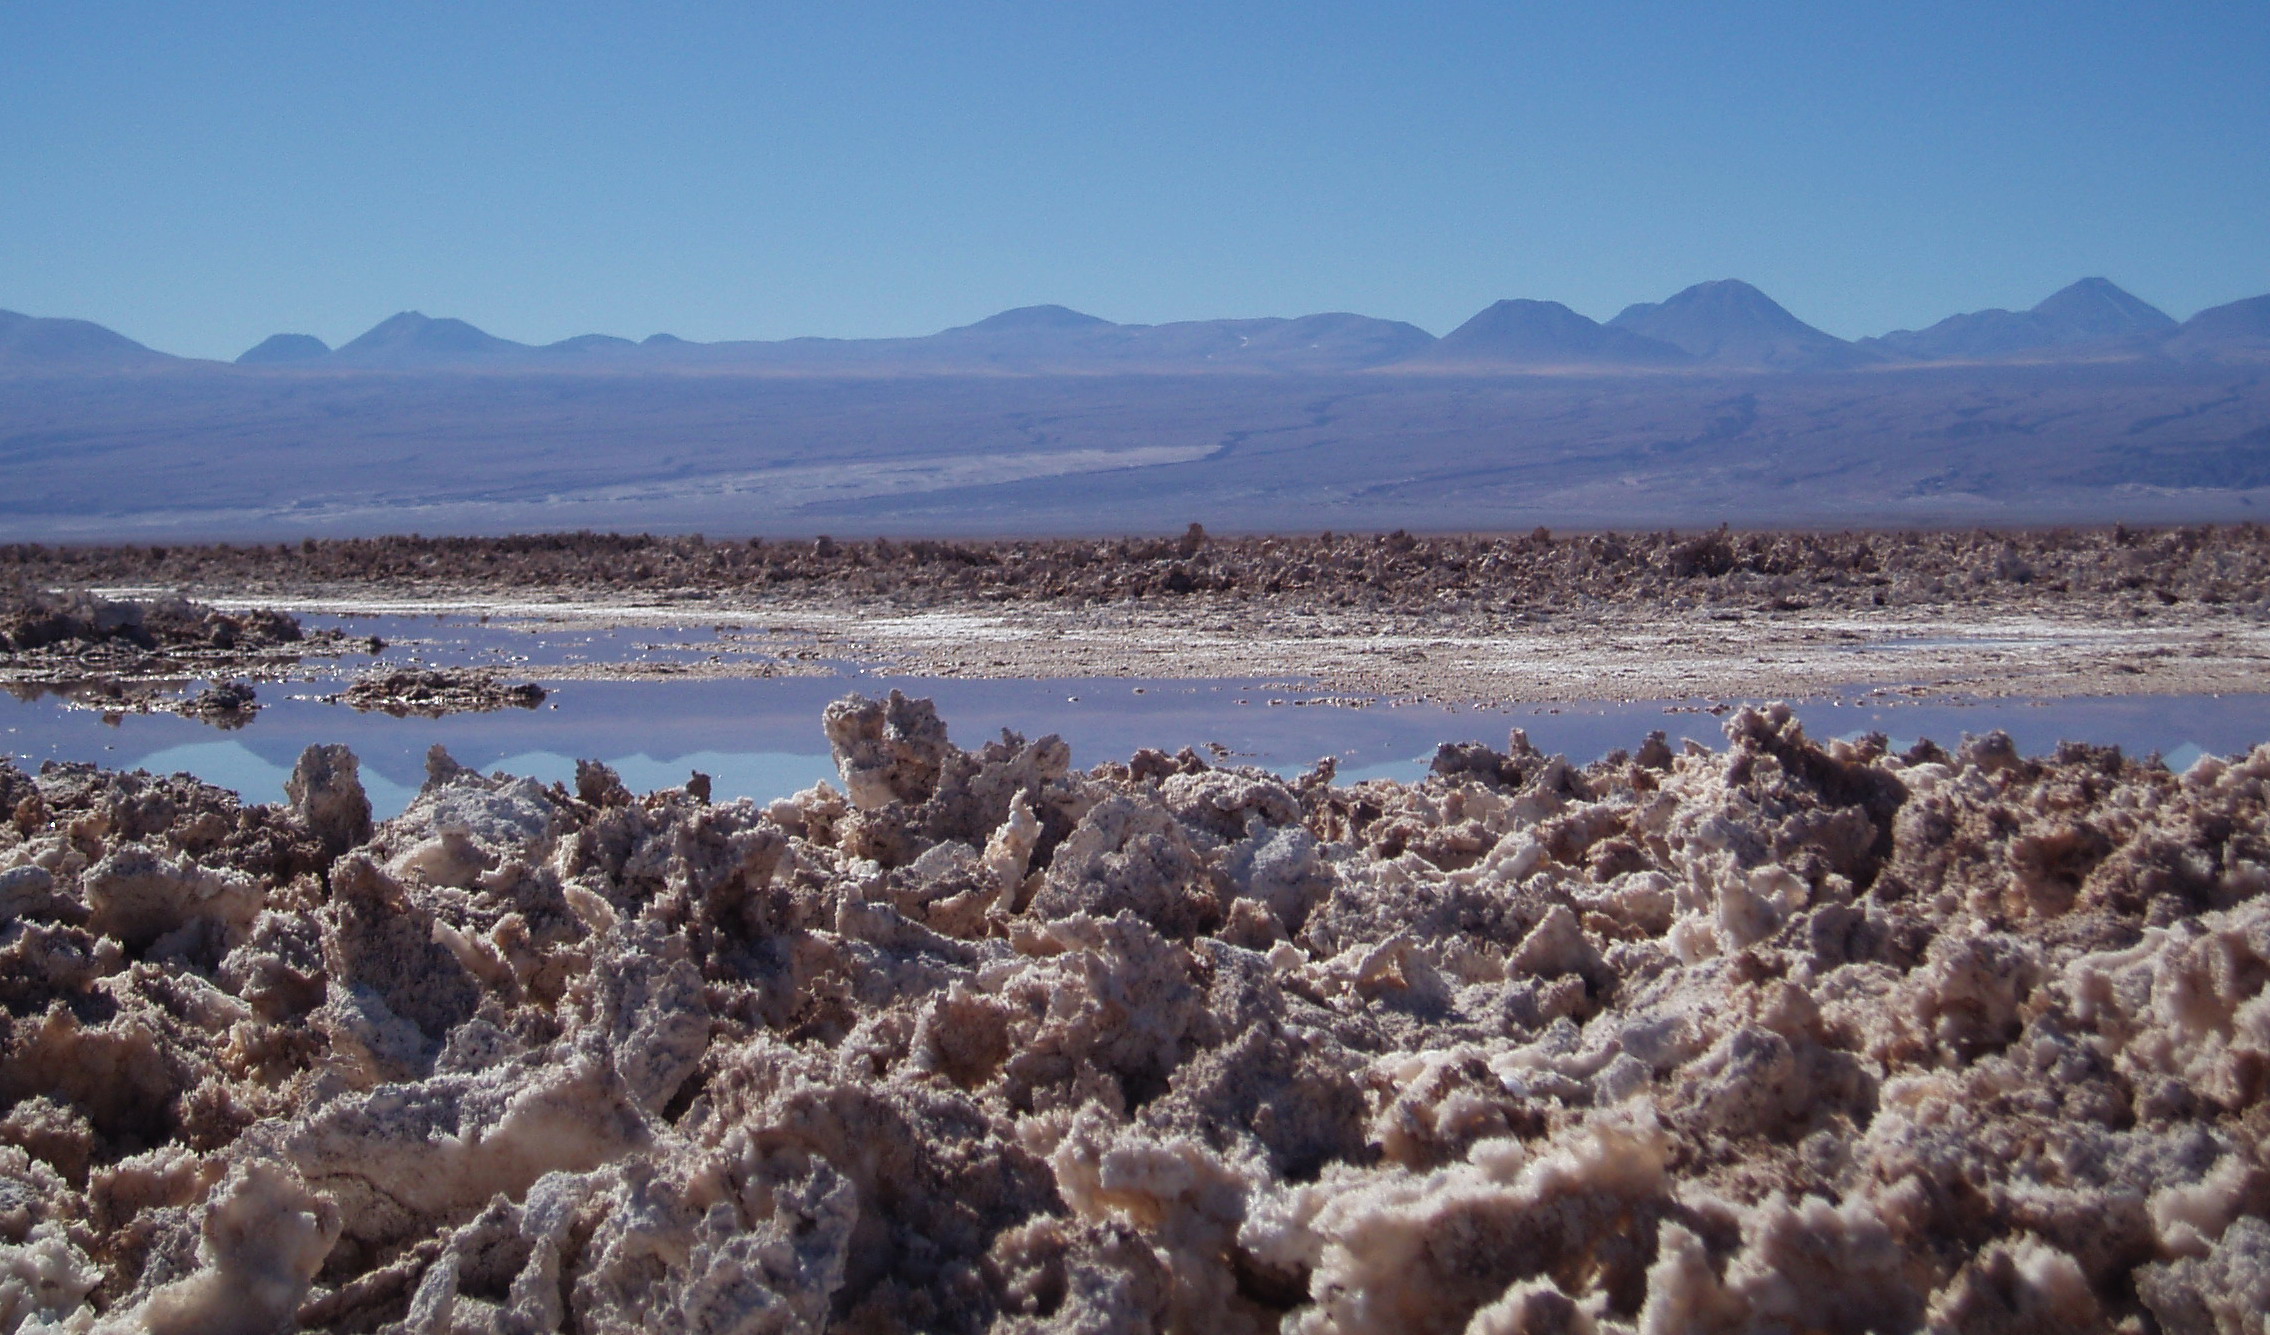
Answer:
0 692 2267 1332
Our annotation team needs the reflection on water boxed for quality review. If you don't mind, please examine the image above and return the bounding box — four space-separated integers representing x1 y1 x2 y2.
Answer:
6 666 2267 820
0 609 2259 817
118 739 836 821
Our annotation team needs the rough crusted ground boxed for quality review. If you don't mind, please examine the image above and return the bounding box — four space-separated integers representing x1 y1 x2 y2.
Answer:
8 526 2268 703
0 588 324 677
327 671 548 719
0 590 551 722
0 590 340 725
2 693 2266 1332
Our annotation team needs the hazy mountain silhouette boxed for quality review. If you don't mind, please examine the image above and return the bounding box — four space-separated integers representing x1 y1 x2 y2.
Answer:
350 304 1440 374
20 278 2270 385
1220 312 1437 367
0 309 172 369
1608 280 1874 370
1045 312 1433 371
330 312 530 365
1408 299 1692 369
2165 293 2270 356
1866 278 2176 361
916 305 1146 366
948 304 1115 335
236 333 331 365
544 334 642 356
9 277 2270 538
271 303 1433 373
799 304 1433 372
2033 277 2177 340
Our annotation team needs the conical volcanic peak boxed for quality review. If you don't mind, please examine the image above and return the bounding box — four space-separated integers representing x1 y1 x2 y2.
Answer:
236 333 331 365
2030 278 2175 341
1608 280 1870 370
1414 299 1691 369
331 311 528 364
0 309 172 368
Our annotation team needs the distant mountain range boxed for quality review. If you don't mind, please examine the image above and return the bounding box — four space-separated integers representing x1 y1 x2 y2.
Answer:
6 274 2269 541
1611 279 1883 371
4 272 2269 540
1410 299 1692 370
3 277 2267 377
1862 277 2179 361
0 309 170 368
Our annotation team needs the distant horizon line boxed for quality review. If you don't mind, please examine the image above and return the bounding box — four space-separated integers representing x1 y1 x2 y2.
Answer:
325 275 2243 346
6 272 2268 371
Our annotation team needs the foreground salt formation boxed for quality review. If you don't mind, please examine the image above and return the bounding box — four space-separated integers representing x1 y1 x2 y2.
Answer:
0 589 337 728
2 694 2266 1333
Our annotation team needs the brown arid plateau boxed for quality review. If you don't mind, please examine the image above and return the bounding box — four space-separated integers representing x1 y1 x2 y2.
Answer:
1 690 2267 1332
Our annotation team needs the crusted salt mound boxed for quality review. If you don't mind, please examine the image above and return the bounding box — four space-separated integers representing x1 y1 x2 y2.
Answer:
0 590 342 732
0 590 303 659
1 696 2267 1332
331 670 546 719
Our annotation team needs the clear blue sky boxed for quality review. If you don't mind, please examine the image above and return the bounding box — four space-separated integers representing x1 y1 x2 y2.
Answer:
4 2 2266 360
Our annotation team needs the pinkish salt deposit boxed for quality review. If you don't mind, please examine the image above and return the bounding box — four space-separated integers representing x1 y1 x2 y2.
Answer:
1 693 2265 1332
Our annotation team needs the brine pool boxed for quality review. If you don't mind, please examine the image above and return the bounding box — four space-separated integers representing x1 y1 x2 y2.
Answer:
4 614 2266 818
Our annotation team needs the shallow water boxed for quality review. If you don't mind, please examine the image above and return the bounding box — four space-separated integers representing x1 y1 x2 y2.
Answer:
4 614 2266 817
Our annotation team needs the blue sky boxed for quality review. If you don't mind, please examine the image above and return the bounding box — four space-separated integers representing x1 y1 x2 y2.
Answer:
3 2 2265 359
